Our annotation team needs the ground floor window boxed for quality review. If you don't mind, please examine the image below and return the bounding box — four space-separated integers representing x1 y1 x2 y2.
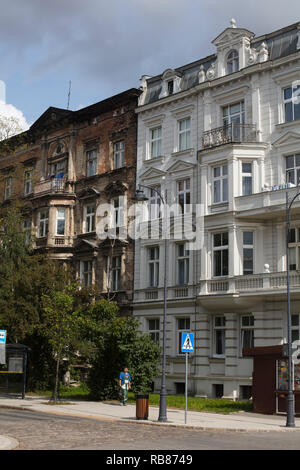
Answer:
213 384 223 398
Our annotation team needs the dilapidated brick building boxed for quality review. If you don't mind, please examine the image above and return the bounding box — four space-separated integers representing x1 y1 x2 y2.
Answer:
0 88 141 315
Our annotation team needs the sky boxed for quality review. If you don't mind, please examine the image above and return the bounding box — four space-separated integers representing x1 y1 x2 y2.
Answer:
0 0 299 129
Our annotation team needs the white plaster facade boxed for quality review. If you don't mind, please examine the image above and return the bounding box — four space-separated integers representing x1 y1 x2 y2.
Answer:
133 20 300 399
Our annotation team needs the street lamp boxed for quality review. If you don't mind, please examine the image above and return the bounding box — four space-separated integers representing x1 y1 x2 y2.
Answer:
132 184 168 422
285 190 300 428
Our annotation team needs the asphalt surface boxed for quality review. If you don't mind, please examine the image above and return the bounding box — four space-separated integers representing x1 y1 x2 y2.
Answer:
1 407 300 450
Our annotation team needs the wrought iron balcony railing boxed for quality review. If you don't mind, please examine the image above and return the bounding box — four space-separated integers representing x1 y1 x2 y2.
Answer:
202 123 257 150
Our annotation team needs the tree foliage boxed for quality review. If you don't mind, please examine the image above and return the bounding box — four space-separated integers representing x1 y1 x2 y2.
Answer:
87 301 161 400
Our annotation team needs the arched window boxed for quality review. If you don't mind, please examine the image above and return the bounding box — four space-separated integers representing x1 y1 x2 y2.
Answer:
227 50 239 74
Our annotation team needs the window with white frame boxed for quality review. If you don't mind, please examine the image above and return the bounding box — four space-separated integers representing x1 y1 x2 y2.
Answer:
50 159 67 178
177 179 191 214
113 141 125 169
80 260 93 287
23 219 31 244
287 227 300 270
223 102 245 126
85 204 96 233
112 196 124 228
242 162 252 196
243 231 254 275
177 318 190 355
24 170 33 196
178 117 191 151
213 232 229 277
38 209 49 238
148 185 161 220
213 164 228 203
56 208 66 236
148 246 160 287
283 85 300 123
111 255 121 291
167 80 174 96
227 50 239 74
213 316 226 357
148 319 160 344
150 127 162 158
240 315 254 350
86 149 98 177
177 243 189 285
4 176 12 200
292 314 300 342
286 154 300 186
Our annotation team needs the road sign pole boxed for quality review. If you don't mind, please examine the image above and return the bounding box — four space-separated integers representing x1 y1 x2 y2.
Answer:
185 352 188 425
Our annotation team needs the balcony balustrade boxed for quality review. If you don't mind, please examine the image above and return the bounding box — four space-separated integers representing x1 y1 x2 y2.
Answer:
33 177 73 196
202 123 257 150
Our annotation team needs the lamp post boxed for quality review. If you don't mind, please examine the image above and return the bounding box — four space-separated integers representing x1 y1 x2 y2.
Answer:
133 184 168 422
285 190 300 428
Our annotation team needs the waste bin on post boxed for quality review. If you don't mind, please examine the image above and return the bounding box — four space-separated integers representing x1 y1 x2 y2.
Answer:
136 394 149 420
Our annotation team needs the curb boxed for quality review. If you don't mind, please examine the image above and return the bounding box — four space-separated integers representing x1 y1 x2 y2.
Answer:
1 403 300 433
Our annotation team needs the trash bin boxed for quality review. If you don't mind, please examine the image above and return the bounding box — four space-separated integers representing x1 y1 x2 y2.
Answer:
136 394 149 420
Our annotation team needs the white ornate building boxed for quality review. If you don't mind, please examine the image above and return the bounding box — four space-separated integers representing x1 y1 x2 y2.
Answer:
133 20 300 399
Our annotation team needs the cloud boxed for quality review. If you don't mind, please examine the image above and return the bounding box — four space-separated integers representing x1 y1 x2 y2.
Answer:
0 101 30 131
0 0 299 119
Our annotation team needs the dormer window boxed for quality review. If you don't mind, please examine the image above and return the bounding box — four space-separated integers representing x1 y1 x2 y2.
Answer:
167 80 174 95
227 50 239 74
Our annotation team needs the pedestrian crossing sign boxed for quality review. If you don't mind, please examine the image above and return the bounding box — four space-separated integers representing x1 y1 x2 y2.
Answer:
181 332 194 353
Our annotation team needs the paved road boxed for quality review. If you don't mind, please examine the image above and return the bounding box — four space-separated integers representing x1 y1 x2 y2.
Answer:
1 407 300 450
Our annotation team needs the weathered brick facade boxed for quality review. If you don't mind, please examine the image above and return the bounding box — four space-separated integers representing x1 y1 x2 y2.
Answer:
0 88 140 315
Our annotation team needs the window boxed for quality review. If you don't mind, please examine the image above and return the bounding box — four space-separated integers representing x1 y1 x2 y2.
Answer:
177 318 190 355
56 208 66 236
242 162 252 196
284 85 300 123
112 196 124 228
38 209 49 238
80 260 93 287
287 227 300 270
223 102 245 126
167 80 174 95
85 204 95 233
50 159 67 178
213 316 226 356
148 247 160 287
227 50 239 74
223 102 245 141
213 232 228 277
213 164 228 203
177 244 189 285
213 384 224 398
177 179 191 214
111 256 121 291
148 185 161 220
286 154 300 186
150 127 162 158
4 176 12 200
24 170 33 195
23 219 31 244
148 319 160 344
113 141 125 169
178 118 191 151
292 314 300 342
243 232 254 275
87 149 97 177
240 315 254 350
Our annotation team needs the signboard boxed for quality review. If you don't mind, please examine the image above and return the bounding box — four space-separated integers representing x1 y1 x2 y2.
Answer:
0 330 7 344
181 332 194 353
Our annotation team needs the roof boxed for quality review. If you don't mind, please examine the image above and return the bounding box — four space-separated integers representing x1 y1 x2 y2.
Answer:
143 21 300 106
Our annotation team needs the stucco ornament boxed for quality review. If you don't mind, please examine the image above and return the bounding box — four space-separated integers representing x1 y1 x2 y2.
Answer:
198 65 206 83
206 62 216 80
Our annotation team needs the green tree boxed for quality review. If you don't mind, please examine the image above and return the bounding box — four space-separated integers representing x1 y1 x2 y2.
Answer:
87 301 161 400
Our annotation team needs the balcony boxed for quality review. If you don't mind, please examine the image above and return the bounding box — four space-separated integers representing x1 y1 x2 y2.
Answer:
200 272 300 296
34 178 74 196
235 184 300 219
202 123 257 150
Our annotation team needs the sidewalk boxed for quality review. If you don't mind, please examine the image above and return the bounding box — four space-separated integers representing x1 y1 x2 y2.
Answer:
1 395 300 436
